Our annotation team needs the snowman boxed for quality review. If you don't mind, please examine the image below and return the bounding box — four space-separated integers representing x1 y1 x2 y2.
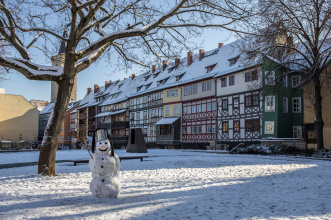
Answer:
89 128 121 198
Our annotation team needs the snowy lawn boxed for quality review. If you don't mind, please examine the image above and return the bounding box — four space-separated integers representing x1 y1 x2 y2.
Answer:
0 149 331 219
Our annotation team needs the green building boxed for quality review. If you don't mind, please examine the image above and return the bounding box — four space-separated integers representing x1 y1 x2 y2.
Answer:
261 58 304 139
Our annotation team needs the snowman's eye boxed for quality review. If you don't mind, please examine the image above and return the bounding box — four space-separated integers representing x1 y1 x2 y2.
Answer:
99 142 102 145
104 142 108 145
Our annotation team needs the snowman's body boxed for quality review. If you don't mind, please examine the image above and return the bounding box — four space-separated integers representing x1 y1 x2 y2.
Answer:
89 138 121 198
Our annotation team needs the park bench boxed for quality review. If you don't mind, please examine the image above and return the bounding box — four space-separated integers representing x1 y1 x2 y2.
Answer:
69 156 149 166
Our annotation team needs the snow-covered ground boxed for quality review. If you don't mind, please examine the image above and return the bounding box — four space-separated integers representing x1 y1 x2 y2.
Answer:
0 149 331 219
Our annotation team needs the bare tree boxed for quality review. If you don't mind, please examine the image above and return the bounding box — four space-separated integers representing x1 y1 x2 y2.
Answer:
0 0 253 175
237 0 330 150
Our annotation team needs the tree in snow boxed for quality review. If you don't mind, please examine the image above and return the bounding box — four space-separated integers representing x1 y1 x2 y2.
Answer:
0 0 254 176
237 0 330 150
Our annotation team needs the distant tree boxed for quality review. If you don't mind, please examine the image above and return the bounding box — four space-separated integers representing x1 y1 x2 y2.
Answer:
237 0 330 150
0 0 254 175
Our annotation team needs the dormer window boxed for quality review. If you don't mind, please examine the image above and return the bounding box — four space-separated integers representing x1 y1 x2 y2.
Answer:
167 66 175 73
144 75 151 81
153 71 160 78
145 83 152 90
175 72 186 81
157 77 170 86
229 55 240 66
118 83 123 89
136 86 143 92
205 64 217 73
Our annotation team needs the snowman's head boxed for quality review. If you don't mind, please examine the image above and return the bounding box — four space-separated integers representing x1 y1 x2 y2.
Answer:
96 138 111 154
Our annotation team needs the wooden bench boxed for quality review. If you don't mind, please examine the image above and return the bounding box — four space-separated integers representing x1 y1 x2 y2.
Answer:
69 156 149 166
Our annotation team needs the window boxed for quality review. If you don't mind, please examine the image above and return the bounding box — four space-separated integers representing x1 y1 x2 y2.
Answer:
202 82 206 91
265 71 275 85
245 72 252 82
173 105 178 115
144 111 147 119
245 120 252 131
150 126 154 136
188 85 192 95
265 96 275 112
292 75 301 87
197 105 202 113
166 88 178 97
292 97 301 113
207 103 211 111
192 126 197 134
222 122 228 133
252 70 258 80
197 126 202 134
160 125 171 135
229 76 235 86
182 127 187 134
253 119 259 131
131 113 134 120
229 56 239 66
233 97 239 108
212 102 216 110
66 136 71 141
192 105 197 113
265 121 274 134
183 106 187 114
293 126 302 138
283 75 288 87
252 94 259 106
184 86 188 96
165 106 169 116
207 125 212 133
66 127 70 132
222 99 228 110
283 97 288 113
60 136 63 140
212 126 216 133
206 64 216 73
221 78 227 87
234 121 240 132
245 96 252 107
207 81 212 90
193 84 197 94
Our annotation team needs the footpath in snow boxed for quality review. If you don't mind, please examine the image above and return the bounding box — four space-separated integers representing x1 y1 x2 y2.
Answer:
0 149 331 219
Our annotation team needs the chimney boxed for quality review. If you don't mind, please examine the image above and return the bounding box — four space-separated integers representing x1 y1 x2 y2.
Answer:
131 74 135 80
175 58 180 69
199 49 205 60
218 43 223 48
109 80 112 84
124 78 128 80
87 88 92 94
187 52 193 66
163 60 167 71
94 84 99 93
152 65 156 73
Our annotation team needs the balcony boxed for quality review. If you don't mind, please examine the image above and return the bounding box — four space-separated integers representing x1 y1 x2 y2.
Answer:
110 135 129 148
97 123 111 129
111 121 129 129
79 124 86 130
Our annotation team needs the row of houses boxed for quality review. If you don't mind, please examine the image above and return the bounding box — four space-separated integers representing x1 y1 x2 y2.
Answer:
39 32 328 150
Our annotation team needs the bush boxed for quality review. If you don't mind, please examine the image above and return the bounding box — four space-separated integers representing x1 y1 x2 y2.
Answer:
231 144 330 158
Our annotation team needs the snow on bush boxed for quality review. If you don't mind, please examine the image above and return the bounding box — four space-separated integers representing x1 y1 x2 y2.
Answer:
232 144 330 158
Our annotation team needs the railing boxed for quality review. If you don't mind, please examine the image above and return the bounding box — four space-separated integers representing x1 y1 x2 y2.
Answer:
79 114 86 120
111 121 129 128
79 125 86 130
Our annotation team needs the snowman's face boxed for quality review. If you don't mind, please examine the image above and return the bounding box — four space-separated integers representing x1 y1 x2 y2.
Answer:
96 139 111 153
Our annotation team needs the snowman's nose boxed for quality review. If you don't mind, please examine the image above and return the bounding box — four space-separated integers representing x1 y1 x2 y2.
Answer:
102 146 105 150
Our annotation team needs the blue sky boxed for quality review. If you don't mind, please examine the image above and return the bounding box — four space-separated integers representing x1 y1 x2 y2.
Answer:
0 28 237 102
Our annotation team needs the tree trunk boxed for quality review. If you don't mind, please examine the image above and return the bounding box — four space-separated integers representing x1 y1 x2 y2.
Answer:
314 77 324 150
38 75 76 176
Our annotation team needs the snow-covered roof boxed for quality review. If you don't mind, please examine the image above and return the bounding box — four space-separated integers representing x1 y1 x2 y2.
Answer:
39 102 55 115
155 117 180 125
81 37 264 107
